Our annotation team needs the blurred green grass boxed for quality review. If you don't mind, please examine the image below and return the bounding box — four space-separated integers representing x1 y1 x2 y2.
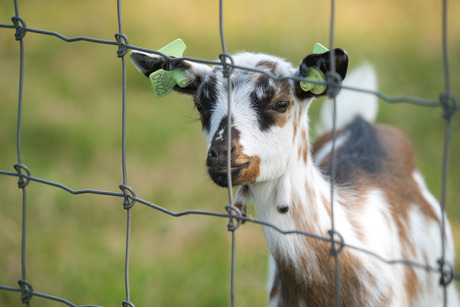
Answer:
0 0 459 306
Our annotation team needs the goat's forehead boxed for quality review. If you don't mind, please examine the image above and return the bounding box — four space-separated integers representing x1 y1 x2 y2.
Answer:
198 53 295 136
210 53 294 83
198 53 294 103
233 52 293 70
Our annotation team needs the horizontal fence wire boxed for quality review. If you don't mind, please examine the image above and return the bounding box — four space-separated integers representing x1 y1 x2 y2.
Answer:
0 0 459 306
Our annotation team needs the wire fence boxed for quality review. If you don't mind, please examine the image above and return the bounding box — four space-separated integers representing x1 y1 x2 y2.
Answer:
0 0 459 306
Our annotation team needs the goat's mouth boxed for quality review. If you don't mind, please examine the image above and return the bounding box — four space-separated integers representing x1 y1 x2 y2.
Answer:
208 162 250 187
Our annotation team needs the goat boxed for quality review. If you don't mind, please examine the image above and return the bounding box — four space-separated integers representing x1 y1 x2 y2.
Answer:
130 46 459 306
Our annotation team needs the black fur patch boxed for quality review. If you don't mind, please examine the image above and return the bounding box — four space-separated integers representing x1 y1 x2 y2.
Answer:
250 74 278 131
294 48 348 100
323 116 386 184
195 74 218 130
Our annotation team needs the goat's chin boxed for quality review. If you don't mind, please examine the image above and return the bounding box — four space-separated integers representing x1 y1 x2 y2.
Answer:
208 163 250 187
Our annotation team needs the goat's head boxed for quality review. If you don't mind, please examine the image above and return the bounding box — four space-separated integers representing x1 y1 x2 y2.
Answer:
131 48 348 187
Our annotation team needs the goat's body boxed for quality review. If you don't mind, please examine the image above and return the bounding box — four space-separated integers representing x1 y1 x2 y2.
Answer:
259 115 458 306
131 47 458 306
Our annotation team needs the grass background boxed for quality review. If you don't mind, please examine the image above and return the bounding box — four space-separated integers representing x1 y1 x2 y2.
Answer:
0 0 459 306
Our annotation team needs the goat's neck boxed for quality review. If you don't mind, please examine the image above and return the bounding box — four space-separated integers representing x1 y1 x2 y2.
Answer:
248 112 334 268
249 153 332 235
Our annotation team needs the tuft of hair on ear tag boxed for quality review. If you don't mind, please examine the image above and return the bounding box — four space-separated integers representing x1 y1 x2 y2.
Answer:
149 39 191 98
299 43 329 95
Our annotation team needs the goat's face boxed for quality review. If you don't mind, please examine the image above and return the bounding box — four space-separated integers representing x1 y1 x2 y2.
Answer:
131 49 348 187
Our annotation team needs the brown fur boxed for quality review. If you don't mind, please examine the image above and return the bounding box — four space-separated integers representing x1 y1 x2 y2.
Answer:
311 124 441 303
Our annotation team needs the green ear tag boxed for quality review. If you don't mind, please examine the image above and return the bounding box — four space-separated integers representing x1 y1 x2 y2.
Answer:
313 42 329 54
150 69 189 98
299 43 329 95
149 39 190 98
299 66 327 95
158 38 186 58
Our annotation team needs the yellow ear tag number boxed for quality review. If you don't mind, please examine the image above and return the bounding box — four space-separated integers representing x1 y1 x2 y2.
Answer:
299 43 329 95
149 39 190 98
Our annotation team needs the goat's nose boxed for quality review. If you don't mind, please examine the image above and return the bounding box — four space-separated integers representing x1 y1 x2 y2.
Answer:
208 146 224 159
207 144 237 168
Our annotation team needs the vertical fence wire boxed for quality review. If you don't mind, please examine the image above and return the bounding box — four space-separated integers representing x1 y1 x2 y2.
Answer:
115 0 135 305
0 0 458 306
218 1 238 306
326 0 343 305
12 0 32 305
439 0 457 305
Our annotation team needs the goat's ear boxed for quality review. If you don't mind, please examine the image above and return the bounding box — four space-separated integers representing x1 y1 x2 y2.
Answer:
294 48 348 100
130 50 211 96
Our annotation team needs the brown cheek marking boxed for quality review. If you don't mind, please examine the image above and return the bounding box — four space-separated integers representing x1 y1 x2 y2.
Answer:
235 154 261 184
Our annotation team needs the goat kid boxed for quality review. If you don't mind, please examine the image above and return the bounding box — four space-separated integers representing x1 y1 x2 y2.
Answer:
131 47 459 306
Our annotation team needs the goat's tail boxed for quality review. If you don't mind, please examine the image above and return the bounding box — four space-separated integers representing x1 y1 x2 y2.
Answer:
315 64 378 135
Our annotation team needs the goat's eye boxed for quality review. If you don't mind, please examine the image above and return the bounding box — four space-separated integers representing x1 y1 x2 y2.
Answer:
272 101 289 113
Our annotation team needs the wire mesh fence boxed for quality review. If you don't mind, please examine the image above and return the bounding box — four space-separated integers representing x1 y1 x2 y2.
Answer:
0 0 459 306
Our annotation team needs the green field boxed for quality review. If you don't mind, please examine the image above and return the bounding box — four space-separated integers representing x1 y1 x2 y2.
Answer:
1 0 459 306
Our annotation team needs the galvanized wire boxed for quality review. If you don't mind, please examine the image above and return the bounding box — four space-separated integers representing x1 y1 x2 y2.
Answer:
115 0 135 304
325 0 343 305
0 0 458 306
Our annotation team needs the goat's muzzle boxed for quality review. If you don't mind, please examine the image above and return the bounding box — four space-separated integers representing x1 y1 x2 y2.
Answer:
206 118 261 187
206 141 250 187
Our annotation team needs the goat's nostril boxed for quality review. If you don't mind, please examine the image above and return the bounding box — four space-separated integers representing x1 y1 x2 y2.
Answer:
208 148 218 158
207 145 231 168
208 147 227 160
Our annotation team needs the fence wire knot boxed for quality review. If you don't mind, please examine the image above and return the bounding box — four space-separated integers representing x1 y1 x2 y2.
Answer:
325 71 343 99
440 92 458 121
225 205 243 231
437 258 454 286
11 16 26 40
13 163 31 188
119 184 136 209
115 33 129 58
218 53 234 78
122 300 135 307
328 229 345 256
17 279 33 304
